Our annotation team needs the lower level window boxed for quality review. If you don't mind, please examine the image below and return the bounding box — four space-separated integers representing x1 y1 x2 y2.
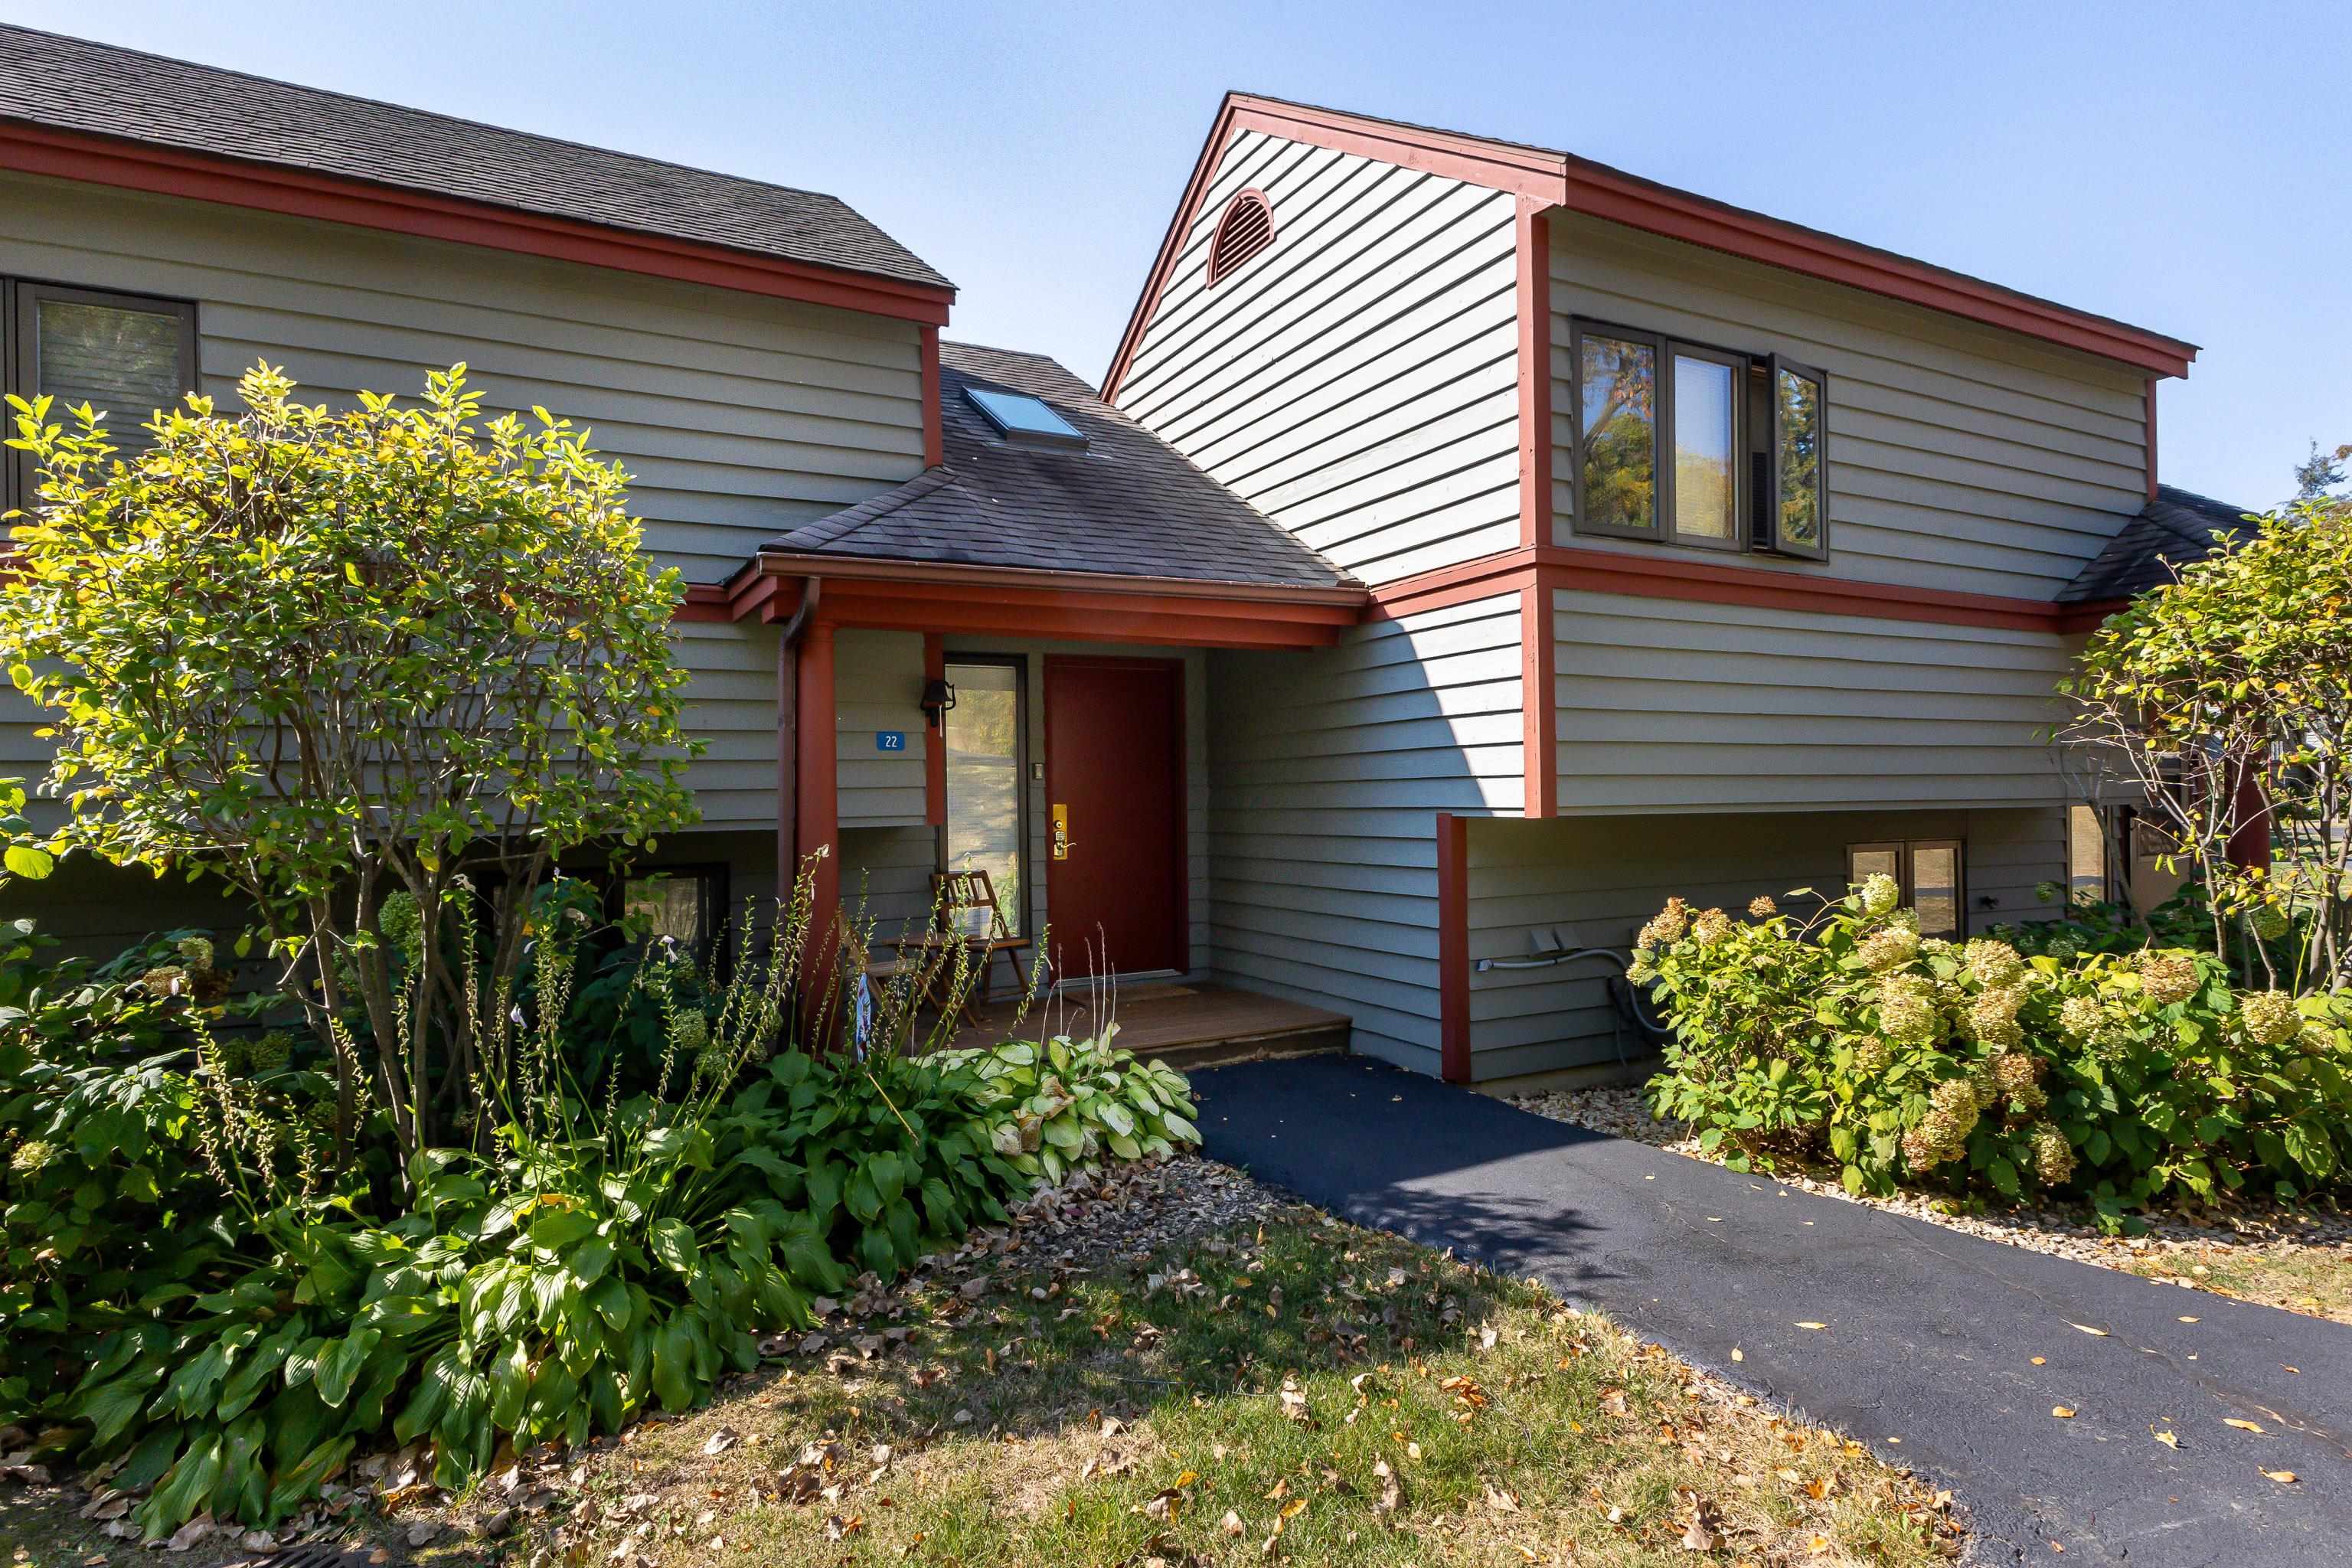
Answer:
2066 804 2109 905
1847 839 1965 937
619 866 726 958
5 279 198 512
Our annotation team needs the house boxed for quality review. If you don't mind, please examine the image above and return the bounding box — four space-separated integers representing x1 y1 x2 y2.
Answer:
0 31 2244 1087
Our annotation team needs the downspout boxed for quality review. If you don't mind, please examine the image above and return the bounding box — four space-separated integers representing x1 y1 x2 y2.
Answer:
775 574 822 899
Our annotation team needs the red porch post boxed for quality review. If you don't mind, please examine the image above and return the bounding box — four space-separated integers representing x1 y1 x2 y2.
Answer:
795 619 841 1039
2226 755 2273 873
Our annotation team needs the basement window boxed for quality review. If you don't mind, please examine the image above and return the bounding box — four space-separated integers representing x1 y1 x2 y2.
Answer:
1847 840 1964 938
964 385 1087 450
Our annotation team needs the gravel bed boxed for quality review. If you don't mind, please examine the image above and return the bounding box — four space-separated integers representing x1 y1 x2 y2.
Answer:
1515 1084 2352 1274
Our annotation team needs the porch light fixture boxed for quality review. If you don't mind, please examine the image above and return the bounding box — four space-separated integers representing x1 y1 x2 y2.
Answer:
920 676 956 730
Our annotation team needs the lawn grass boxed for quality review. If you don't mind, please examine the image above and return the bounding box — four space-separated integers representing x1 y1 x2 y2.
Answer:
2120 1240 2352 1324
551 1203 1959 1566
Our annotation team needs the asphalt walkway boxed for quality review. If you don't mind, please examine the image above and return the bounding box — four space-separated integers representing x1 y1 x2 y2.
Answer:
1191 1054 2352 1566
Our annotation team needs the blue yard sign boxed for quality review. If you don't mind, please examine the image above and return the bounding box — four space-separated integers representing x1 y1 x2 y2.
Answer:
876 730 906 752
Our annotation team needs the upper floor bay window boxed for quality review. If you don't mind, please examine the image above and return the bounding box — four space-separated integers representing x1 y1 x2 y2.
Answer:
1570 316 1829 560
3 279 198 514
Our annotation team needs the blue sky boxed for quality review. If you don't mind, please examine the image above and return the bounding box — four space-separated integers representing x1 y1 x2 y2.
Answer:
7 0 2343 508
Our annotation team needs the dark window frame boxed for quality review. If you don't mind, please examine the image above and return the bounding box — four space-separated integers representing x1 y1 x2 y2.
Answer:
4 276 200 516
1847 838 1967 938
1568 314 1834 563
607 860 733 968
1659 339 1749 554
938 652 1031 939
1764 352 1831 560
1568 318 1664 542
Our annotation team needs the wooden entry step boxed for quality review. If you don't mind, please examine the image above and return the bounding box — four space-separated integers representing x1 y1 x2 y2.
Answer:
946 982 1350 1071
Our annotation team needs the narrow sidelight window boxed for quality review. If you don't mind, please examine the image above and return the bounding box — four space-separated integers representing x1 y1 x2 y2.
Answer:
1574 327 1659 537
942 659 1026 936
1769 354 1829 559
2067 803 2109 905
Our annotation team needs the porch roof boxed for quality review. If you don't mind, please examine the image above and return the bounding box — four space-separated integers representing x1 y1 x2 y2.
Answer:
2058 485 2256 604
762 341 1357 593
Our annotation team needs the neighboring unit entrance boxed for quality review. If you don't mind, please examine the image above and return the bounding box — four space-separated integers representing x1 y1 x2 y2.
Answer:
1043 656 1186 978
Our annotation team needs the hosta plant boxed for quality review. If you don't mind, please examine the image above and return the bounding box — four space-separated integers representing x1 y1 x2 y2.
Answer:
935 1028 1200 1184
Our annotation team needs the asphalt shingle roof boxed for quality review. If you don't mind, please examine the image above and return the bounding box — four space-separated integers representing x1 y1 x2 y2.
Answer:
768 342 1356 592
2059 485 2259 603
0 25 952 294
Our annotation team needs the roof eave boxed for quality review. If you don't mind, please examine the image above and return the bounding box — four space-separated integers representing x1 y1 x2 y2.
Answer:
0 116 956 325
750 548 1365 606
1102 92 2195 402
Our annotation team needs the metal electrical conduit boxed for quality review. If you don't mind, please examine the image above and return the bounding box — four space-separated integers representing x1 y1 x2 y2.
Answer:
1472 942 1674 1068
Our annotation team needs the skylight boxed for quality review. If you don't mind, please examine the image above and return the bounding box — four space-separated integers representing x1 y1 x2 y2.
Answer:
965 386 1087 449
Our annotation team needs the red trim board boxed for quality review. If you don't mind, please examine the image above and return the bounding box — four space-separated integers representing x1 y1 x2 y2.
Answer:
794 620 841 1039
1515 198 1555 552
0 121 954 326
1102 93 2195 403
1520 581 1557 818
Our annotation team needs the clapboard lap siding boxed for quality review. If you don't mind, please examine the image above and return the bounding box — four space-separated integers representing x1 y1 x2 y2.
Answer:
1546 213 2151 599
1552 588 2076 814
1116 131 1521 586
834 631 929 830
1204 594 1524 1073
0 173 926 580
1462 808 2068 1079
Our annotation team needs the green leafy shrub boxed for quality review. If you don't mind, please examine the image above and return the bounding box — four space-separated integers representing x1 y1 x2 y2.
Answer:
5 877 1200 1537
1638 877 2352 1226
937 1028 1201 1184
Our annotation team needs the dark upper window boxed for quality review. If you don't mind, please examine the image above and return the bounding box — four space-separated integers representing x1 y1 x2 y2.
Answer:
1205 190 1275 286
4 279 198 514
1567 316 1830 560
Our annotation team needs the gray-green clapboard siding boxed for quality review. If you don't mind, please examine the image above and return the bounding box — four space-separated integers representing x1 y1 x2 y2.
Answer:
1204 593 1524 1074
1552 589 2080 814
1463 806 2066 1081
1547 211 2152 599
0 171 929 860
1116 130 1521 586
835 630 929 830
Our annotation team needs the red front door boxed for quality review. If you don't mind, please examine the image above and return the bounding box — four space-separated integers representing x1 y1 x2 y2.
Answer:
1044 657 1186 978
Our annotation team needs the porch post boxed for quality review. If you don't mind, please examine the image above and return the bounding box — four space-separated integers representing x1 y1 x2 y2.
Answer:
795 619 841 1039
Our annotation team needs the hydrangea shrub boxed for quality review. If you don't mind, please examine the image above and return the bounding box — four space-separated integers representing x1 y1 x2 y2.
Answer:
1636 876 2352 1225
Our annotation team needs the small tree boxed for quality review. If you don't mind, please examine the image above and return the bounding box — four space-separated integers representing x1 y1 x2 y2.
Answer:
2058 494 2352 991
1 364 701 1158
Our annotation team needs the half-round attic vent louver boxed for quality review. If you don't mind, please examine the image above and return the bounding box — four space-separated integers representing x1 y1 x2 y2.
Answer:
1206 189 1274 286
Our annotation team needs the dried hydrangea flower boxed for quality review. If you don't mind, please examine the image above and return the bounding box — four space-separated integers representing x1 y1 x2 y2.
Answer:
1858 926 1920 975
1854 1038 1893 1074
2298 1020 2341 1057
1964 939 2024 990
1968 986 2026 1050
175 934 215 972
1638 897 1691 950
2137 952 2199 1007
1859 874 1901 918
1691 907 1732 946
2029 1122 2076 1186
2058 992 2105 1041
1625 952 1658 985
2237 990 2301 1047
1876 974 1940 1045
8 1138 59 1175
1748 893 1778 918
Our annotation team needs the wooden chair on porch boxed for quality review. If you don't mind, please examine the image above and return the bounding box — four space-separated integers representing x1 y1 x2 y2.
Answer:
880 870 1033 1028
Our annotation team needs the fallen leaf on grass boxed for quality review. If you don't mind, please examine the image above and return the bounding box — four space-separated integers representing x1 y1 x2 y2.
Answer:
1220 1510 1245 1537
1677 1488 1723 1551
2224 1419 2265 1434
1373 1459 1403 1513
2177 1315 2199 1323
824 1514 862 1540
2053 1406 2076 1419
1730 1348 1743 1362
2262 1469 2298 1485
1483 1484 1521 1514
2152 1429 2181 1449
